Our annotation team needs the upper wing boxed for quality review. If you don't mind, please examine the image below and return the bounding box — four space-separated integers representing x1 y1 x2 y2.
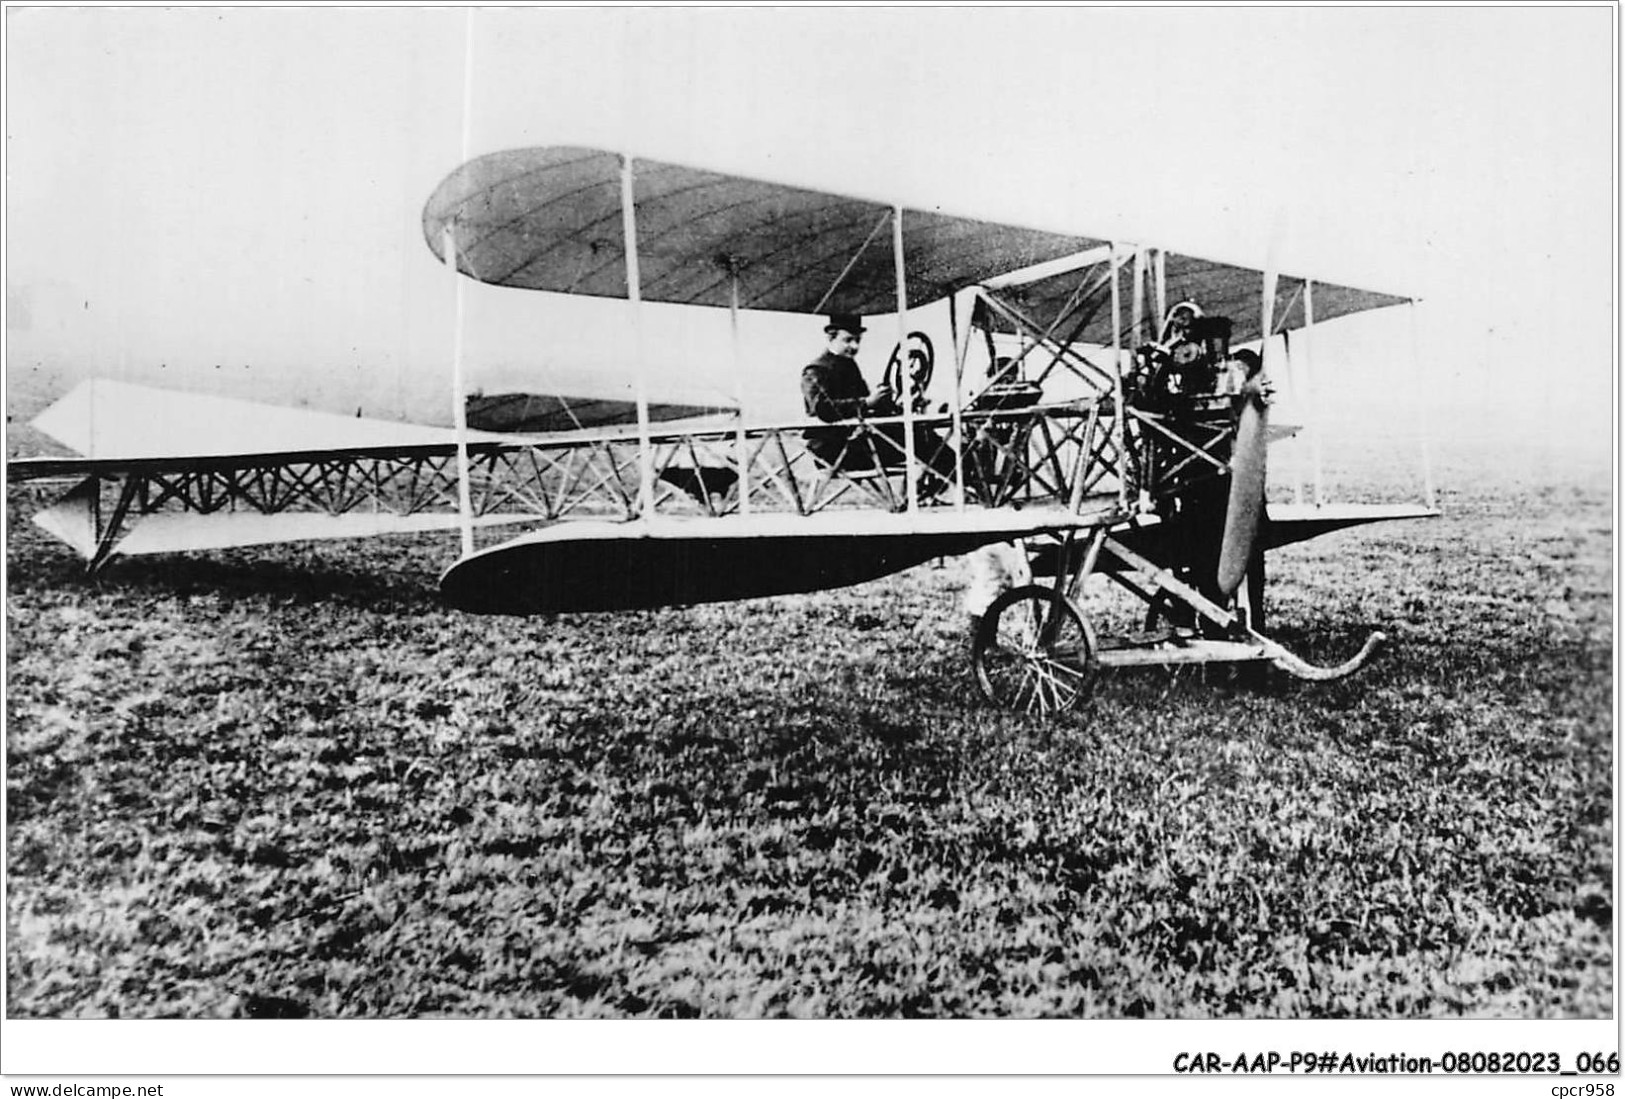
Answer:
422 146 1410 340
421 146 1107 316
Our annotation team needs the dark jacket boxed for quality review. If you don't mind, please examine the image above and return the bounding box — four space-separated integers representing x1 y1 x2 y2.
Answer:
802 351 878 464
802 351 872 420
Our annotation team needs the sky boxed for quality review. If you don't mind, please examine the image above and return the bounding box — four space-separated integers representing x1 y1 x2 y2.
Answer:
4 6 1616 466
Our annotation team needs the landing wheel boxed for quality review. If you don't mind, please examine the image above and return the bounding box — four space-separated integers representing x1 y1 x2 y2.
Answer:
972 585 1096 715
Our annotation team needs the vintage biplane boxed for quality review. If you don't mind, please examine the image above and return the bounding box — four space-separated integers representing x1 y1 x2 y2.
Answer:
10 145 1437 715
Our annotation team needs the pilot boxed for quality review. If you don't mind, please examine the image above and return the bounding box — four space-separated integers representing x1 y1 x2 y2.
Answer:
1151 331 1273 637
1223 348 1272 407
801 314 895 467
800 314 956 492
1131 301 1218 408
1160 300 1202 348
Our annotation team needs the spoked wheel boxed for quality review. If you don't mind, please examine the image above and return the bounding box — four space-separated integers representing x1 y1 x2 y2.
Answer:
972 584 1097 715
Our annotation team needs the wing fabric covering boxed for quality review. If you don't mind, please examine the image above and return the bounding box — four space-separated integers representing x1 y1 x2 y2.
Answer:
1260 503 1440 551
422 147 1109 316
438 510 1106 615
442 526 1001 614
1033 502 1438 581
423 146 1410 338
12 379 556 560
989 252 1411 346
440 499 1439 616
465 392 732 433
29 379 519 463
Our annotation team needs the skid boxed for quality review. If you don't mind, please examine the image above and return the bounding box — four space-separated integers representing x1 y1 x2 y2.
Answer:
971 526 1386 715
1086 534 1381 680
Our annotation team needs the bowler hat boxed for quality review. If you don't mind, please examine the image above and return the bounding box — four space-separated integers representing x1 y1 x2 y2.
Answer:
824 313 866 335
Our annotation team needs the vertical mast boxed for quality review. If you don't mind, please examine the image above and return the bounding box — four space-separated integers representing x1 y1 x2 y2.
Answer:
620 154 656 519
947 290 965 509
448 8 476 558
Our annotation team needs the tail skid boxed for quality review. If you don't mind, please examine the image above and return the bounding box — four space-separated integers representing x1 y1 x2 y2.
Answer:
1091 628 1385 682
1095 534 1387 682
1257 629 1385 682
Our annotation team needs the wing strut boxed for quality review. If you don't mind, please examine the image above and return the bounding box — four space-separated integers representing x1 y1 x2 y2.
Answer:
1303 279 1323 507
1154 249 1167 326
1108 242 1126 511
728 264 751 515
813 211 891 316
621 155 656 518
947 289 966 509
1280 329 1303 505
445 225 476 558
892 205 919 512
1409 299 1437 510
1131 247 1146 349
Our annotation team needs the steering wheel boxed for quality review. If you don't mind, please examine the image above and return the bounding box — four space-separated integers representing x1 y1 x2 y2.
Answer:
883 331 936 412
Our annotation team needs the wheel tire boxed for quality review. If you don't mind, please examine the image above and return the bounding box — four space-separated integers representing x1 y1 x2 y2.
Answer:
972 585 1096 715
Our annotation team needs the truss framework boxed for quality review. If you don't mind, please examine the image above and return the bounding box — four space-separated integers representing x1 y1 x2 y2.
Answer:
47 400 1152 569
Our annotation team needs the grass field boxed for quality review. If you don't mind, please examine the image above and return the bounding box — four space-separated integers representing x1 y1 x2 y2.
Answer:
5 440 1612 1018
